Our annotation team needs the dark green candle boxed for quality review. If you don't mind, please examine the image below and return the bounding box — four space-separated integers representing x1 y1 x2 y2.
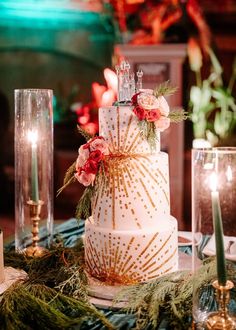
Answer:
28 130 39 202
211 174 227 286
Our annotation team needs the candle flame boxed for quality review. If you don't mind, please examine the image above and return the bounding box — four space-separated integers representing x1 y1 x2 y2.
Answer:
209 172 218 192
226 165 233 182
27 130 38 147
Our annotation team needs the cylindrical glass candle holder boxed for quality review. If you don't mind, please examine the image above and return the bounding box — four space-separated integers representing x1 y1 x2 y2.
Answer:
15 89 54 255
192 148 236 329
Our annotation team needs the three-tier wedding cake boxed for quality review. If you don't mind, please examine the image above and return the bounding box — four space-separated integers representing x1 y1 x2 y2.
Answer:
81 62 178 284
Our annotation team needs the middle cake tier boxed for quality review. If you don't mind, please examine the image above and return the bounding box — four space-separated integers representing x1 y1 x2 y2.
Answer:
92 152 170 230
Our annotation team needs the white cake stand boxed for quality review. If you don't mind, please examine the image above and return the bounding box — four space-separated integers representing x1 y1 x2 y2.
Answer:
88 252 196 309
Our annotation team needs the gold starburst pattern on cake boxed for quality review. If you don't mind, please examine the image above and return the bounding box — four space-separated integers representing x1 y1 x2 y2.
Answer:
85 229 177 283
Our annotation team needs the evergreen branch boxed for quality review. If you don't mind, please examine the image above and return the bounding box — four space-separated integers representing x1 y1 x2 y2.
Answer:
77 125 93 141
57 176 76 197
138 121 158 151
0 283 114 330
153 80 178 97
114 259 230 329
168 109 189 123
57 162 76 196
75 185 95 220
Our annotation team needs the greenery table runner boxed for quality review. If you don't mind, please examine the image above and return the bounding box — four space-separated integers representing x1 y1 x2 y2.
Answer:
2 219 236 330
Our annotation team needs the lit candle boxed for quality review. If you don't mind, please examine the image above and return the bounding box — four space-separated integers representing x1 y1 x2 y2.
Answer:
0 229 4 283
209 172 227 286
27 130 39 202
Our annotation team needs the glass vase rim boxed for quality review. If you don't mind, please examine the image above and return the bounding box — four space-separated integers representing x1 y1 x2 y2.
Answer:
14 88 53 93
192 147 236 154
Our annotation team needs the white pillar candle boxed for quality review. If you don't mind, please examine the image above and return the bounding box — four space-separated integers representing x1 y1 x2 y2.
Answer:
0 230 5 283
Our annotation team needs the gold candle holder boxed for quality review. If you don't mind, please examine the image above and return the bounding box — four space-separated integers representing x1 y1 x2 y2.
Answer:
204 280 236 330
25 200 48 257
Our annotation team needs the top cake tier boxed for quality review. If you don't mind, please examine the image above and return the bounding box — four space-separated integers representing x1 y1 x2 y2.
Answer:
99 106 160 154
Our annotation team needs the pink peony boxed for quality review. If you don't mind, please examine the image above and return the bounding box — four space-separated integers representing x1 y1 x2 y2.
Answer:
156 96 170 117
75 171 96 186
137 92 159 110
155 116 170 132
89 137 109 155
139 89 153 95
145 109 161 122
76 154 87 170
78 145 90 158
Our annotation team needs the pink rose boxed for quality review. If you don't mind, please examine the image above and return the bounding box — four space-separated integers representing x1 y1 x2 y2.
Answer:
133 105 146 121
145 109 161 122
83 159 98 174
76 154 87 170
89 150 103 163
78 145 89 159
156 96 170 117
75 171 96 186
155 117 170 132
89 137 109 155
137 92 159 110
139 89 153 95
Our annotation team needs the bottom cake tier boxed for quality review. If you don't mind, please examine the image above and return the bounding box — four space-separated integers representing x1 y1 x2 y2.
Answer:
84 216 178 284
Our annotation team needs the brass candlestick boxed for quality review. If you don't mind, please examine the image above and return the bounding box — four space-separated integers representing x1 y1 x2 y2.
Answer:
25 200 48 257
204 280 236 330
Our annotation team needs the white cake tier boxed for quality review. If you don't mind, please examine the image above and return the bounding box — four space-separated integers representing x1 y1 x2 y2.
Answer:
85 216 178 283
99 106 160 154
92 152 170 230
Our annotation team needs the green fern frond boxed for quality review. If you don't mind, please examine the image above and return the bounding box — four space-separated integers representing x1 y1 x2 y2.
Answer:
154 80 178 97
75 185 95 220
77 125 93 141
168 109 189 123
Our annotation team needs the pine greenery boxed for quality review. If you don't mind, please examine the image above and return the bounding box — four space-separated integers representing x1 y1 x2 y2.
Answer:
153 81 178 97
2 244 236 329
77 125 93 141
115 258 236 329
168 109 189 123
75 185 95 220
57 162 76 196
2 242 114 330
138 121 158 151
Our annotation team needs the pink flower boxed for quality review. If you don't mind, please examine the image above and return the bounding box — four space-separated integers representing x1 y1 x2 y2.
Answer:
156 96 170 117
78 145 90 158
76 154 87 170
145 109 161 122
137 92 159 110
155 117 170 132
83 159 98 175
89 137 109 155
75 171 96 186
139 89 154 95
133 105 146 121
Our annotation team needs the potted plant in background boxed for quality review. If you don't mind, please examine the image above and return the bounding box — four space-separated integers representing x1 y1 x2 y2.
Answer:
188 38 236 147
